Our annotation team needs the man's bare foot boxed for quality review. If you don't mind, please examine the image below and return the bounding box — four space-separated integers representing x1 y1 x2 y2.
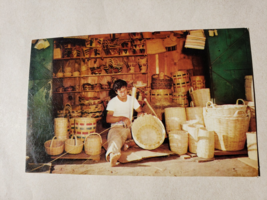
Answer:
110 152 121 167
123 144 129 151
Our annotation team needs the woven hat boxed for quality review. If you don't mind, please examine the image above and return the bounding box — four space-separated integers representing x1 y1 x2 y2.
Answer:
146 39 166 54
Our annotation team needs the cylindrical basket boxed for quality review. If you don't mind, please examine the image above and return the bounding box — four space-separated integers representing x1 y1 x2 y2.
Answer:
246 132 258 160
75 118 97 138
151 74 172 89
84 133 102 156
65 135 84 154
168 130 188 155
172 92 189 107
172 71 191 93
150 89 172 105
44 136 65 155
185 101 204 125
187 124 204 153
197 128 214 159
54 118 69 141
165 107 186 133
191 76 205 90
189 87 211 107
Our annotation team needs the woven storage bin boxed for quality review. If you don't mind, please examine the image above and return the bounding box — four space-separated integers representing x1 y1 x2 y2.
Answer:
44 136 65 156
213 111 250 151
191 76 205 90
168 130 188 155
186 101 204 125
187 124 204 153
172 71 191 93
197 128 214 159
84 133 102 156
151 74 172 89
131 114 166 150
75 118 97 138
65 135 84 154
150 89 172 105
165 107 186 133
54 118 69 141
245 75 253 101
189 87 210 107
172 92 189 107
246 132 258 160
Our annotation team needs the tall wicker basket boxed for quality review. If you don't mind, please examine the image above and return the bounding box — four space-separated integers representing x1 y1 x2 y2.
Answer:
165 107 186 133
186 101 204 125
54 118 69 141
197 128 214 159
172 70 191 93
189 87 211 107
187 124 204 153
168 130 188 155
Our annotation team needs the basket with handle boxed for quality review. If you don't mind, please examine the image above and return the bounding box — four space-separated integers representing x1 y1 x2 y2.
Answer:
187 124 204 153
186 101 204 125
168 130 188 155
84 133 102 156
65 135 84 154
164 107 186 133
151 74 173 89
197 128 215 159
189 87 210 107
44 136 65 156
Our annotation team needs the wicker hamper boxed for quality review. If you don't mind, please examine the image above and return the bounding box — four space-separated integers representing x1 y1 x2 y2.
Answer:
54 118 69 141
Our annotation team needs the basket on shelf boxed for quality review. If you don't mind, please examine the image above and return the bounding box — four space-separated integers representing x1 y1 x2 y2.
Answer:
84 133 102 156
164 107 187 133
197 128 214 159
168 130 188 155
151 73 172 89
44 136 65 156
131 114 166 150
65 135 84 154
54 118 69 141
189 87 210 107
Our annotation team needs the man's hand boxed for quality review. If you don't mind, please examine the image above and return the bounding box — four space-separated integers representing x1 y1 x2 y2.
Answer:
120 116 131 127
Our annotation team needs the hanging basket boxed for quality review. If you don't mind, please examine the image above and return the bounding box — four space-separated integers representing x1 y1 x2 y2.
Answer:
65 135 84 154
168 130 188 155
44 136 65 156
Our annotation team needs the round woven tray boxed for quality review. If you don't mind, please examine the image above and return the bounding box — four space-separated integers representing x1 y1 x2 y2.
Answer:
131 114 166 150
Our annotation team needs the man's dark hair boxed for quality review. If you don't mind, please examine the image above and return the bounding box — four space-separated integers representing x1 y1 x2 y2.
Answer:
113 79 127 92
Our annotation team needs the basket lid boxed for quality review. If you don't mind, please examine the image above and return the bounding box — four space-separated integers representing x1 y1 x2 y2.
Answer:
131 114 165 150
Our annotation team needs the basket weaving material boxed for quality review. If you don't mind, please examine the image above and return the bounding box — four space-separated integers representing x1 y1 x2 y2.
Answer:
191 76 205 90
172 92 189 107
131 114 166 150
197 128 215 159
246 132 258 160
150 89 172 105
185 101 204 125
213 111 250 151
54 118 69 141
172 71 191 93
168 130 188 155
75 118 97 138
151 74 172 89
65 135 84 154
44 136 65 155
187 124 204 153
84 133 102 156
165 107 186 133
189 87 210 107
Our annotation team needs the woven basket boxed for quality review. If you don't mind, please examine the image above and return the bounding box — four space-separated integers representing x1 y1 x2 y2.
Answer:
69 118 75 135
131 114 166 150
247 102 256 131
65 135 84 154
165 107 186 133
181 120 201 131
172 92 189 107
246 132 258 160
84 133 102 156
187 124 204 153
186 101 204 125
150 89 172 105
245 75 253 101
168 130 188 155
151 74 172 89
54 118 69 141
197 128 214 159
75 118 97 138
172 71 191 93
191 76 205 90
189 87 210 107
44 136 65 155
213 110 250 151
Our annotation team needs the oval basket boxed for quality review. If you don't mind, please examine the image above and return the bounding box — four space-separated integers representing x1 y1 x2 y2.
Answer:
84 133 102 156
44 136 65 156
168 130 188 155
65 135 84 154
151 74 173 89
131 114 166 150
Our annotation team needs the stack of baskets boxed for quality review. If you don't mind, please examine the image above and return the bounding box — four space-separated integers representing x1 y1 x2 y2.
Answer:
189 87 211 107
172 70 191 93
151 73 172 90
191 76 205 90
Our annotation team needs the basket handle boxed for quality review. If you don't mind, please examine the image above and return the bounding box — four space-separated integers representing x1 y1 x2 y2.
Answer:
236 99 245 105
70 135 78 146
206 101 214 108
84 133 102 144
49 136 57 148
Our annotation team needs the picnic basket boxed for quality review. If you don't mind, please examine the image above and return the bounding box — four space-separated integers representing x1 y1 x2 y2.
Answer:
84 133 102 156
65 135 84 154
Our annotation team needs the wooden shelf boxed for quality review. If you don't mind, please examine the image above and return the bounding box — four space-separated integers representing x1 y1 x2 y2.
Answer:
53 91 81 94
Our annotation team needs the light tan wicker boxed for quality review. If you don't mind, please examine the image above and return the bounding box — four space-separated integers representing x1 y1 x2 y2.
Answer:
44 136 65 156
189 87 211 107
168 130 188 155
54 118 68 141
245 75 253 101
187 124 204 153
84 133 102 156
246 132 258 160
172 71 191 93
191 76 205 90
65 135 84 154
186 101 204 125
172 92 189 107
197 128 214 159
75 117 97 138
165 107 186 133
131 114 166 150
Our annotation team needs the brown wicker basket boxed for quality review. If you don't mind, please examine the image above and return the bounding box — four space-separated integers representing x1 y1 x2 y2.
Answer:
44 136 65 156
151 74 172 89
191 76 205 90
84 133 102 156
197 128 214 159
150 89 172 105
168 130 188 155
65 135 84 154
189 87 210 107
172 92 189 107
172 70 191 93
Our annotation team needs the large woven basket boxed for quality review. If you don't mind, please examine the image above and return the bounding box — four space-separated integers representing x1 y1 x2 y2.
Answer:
84 133 102 156
65 135 84 154
189 87 211 107
151 74 172 89
213 110 250 151
75 117 97 138
187 124 204 153
54 118 69 141
44 136 65 156
172 92 189 107
165 107 186 133
150 89 172 105
191 75 205 90
185 101 204 125
168 130 188 155
197 128 214 159
131 114 166 150
246 132 258 160
172 70 191 93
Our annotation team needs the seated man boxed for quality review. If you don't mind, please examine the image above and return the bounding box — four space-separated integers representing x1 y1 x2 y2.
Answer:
105 79 144 167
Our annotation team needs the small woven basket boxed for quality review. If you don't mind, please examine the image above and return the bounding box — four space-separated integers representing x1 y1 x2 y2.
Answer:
246 132 258 160
84 133 102 156
44 136 65 155
65 135 84 154
164 107 187 133
197 128 215 159
187 124 204 153
151 74 172 89
168 130 188 155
